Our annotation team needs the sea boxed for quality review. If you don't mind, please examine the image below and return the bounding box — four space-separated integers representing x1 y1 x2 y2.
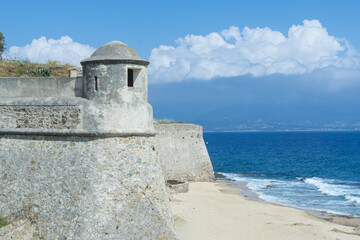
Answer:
203 131 360 217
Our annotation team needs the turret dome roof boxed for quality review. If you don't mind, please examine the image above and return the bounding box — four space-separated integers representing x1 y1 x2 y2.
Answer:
81 41 149 65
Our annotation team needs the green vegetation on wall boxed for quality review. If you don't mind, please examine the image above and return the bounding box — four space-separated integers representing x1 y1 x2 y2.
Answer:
0 215 9 228
0 32 5 60
30 67 52 77
0 60 72 77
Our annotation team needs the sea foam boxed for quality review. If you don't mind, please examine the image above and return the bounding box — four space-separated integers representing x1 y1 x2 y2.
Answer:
305 177 360 204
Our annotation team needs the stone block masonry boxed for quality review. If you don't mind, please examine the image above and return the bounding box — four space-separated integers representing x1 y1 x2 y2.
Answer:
0 135 178 239
0 105 81 129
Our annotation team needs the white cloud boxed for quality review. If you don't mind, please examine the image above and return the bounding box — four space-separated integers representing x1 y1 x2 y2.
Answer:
3 36 95 66
148 20 360 83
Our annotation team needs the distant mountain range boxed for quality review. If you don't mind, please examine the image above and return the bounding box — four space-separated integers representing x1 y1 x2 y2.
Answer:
149 76 360 132
200 120 360 132
193 104 360 131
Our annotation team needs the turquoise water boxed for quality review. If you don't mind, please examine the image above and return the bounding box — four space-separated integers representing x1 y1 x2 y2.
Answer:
204 132 360 216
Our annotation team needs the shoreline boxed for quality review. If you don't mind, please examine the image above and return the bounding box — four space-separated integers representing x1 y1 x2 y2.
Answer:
215 171 360 218
170 182 360 240
225 179 360 228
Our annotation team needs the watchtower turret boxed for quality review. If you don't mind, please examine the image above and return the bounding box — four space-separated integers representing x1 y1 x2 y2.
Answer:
81 41 149 103
80 41 154 132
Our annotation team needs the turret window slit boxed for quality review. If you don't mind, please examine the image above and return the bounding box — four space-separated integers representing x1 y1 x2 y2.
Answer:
128 69 134 87
95 76 98 91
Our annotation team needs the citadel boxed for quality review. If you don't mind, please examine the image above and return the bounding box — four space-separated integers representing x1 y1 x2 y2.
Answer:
0 41 214 239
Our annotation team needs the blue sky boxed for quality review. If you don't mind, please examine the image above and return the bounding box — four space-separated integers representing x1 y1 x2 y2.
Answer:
2 0 360 130
2 0 360 58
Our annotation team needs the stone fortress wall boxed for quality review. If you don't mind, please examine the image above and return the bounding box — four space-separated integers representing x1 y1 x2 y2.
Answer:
0 41 214 240
1 135 176 240
155 123 214 182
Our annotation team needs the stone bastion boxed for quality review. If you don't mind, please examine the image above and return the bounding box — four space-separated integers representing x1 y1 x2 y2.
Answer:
0 41 214 240
154 123 214 183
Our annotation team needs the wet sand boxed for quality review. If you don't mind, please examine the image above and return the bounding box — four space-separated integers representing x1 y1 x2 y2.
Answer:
170 182 360 240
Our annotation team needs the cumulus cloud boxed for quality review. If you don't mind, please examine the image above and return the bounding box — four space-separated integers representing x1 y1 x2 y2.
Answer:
149 20 360 83
3 36 95 66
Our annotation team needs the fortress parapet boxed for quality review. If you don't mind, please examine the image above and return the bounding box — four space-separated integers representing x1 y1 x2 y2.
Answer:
0 41 154 136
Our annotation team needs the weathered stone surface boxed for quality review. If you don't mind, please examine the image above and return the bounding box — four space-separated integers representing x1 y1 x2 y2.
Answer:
0 105 80 129
81 41 149 64
0 220 35 240
0 77 83 98
69 67 83 77
0 135 178 239
167 181 189 193
154 123 215 182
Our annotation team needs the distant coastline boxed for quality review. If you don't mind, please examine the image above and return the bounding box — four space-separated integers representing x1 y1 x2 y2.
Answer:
204 129 360 133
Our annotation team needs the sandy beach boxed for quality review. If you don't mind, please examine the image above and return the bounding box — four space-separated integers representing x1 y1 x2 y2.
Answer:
171 182 360 240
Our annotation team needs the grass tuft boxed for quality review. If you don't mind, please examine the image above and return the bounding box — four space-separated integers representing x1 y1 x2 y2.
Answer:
0 215 9 228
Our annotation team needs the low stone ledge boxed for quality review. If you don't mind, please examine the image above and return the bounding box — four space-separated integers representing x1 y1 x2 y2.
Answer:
0 129 156 137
